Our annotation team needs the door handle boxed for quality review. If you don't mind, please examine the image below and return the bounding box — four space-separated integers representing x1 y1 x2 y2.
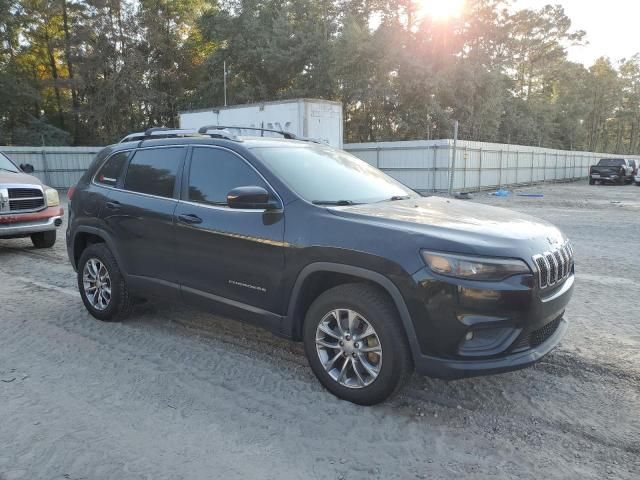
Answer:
177 213 203 225
105 200 121 210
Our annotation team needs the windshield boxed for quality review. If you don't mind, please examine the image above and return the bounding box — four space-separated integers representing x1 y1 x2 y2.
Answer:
597 158 625 167
252 144 415 204
0 152 20 173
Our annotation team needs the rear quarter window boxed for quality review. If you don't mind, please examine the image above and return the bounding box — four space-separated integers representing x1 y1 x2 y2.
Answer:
95 152 129 186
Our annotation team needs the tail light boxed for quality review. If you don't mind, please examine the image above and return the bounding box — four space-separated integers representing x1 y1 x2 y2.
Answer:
67 185 76 200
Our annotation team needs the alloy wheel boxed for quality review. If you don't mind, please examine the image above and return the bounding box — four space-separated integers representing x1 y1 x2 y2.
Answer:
82 258 112 311
315 308 382 388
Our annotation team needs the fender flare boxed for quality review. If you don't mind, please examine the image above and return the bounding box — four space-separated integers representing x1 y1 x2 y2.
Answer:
285 262 422 364
71 226 127 275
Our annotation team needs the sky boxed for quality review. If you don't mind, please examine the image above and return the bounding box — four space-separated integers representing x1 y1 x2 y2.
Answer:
513 0 640 66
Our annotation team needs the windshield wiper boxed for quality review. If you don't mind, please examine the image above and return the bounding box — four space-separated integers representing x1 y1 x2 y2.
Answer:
376 195 411 203
0 168 18 173
312 200 359 206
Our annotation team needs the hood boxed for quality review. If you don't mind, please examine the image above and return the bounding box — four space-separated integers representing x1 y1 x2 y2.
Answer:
328 196 567 260
0 170 43 186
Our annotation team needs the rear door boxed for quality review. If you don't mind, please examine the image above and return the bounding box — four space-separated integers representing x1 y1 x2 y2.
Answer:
102 146 186 288
174 146 286 320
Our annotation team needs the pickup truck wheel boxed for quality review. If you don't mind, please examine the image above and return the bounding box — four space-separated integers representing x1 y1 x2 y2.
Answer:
589 178 595 185
77 243 132 321
30 230 56 248
303 283 413 405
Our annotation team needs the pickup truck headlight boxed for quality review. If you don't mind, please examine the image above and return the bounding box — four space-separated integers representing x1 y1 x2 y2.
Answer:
45 187 60 207
421 251 531 281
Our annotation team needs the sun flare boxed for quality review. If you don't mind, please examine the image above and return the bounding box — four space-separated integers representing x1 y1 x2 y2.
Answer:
417 0 465 20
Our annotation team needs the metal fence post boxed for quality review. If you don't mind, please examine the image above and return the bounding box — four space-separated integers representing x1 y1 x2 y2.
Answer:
530 151 534 184
477 147 483 191
375 147 380 168
432 145 437 192
543 152 547 182
498 148 503 188
515 150 519 184
448 120 459 195
41 148 51 187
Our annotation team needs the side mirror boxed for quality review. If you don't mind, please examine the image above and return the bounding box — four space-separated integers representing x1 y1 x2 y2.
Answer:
227 186 275 210
20 163 34 174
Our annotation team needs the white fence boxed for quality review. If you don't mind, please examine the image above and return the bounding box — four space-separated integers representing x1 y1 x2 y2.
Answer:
2 140 639 191
0 146 101 189
344 139 640 192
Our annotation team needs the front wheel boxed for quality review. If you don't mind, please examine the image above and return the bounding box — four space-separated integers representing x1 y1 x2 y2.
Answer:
589 178 595 185
303 283 413 405
31 230 56 248
77 243 132 321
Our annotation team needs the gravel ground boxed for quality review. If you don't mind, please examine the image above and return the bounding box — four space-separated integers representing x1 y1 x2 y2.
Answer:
0 180 638 480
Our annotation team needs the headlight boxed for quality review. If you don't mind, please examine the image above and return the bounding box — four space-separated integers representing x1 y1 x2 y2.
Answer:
45 187 60 207
421 251 531 281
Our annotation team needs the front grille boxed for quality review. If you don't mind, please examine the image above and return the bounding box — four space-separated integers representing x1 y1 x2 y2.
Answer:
1 187 45 213
10 198 45 211
532 241 574 289
511 316 562 351
8 188 42 199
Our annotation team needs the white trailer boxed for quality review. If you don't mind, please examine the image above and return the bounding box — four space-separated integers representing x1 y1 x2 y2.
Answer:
179 98 343 147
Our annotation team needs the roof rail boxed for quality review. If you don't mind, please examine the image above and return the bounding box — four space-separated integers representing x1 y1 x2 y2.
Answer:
197 125 298 140
143 127 198 137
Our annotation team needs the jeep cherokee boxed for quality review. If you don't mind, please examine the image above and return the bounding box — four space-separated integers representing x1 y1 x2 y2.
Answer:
66 127 574 405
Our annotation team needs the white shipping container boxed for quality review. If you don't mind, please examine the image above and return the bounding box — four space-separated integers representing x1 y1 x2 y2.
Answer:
179 98 343 147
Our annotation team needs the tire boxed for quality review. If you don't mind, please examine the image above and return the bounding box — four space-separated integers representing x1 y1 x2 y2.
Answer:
589 178 595 185
303 283 413 405
77 243 132 321
30 230 56 248
636 182 640 186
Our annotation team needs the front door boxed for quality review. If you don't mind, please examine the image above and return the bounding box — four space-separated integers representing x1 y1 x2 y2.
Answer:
174 146 286 322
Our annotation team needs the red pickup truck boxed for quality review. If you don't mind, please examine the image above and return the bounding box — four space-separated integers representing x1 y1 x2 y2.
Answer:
0 152 64 248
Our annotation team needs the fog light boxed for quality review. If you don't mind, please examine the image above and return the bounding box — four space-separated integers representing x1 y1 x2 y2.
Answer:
465 331 474 341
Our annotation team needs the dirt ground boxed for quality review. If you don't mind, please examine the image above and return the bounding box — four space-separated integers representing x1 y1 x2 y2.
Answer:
0 180 638 480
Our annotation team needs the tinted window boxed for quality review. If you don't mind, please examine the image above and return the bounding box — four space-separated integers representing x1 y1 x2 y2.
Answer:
188 147 267 205
252 145 414 204
95 152 129 186
124 148 183 198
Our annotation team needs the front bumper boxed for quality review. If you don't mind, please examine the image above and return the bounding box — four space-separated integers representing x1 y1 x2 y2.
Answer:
0 206 64 238
590 173 623 181
414 317 567 379
404 266 573 380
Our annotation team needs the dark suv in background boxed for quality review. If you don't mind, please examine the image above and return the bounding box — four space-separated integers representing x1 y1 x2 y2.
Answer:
67 127 575 405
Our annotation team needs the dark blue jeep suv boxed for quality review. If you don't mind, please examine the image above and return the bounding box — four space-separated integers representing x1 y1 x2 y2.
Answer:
67 127 574 404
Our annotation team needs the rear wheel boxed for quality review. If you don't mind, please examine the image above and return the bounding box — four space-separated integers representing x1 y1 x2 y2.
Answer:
303 283 413 405
78 243 132 321
30 230 56 248
589 178 595 185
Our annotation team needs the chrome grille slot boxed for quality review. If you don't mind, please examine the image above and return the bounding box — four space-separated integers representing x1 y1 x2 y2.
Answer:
532 241 574 289
8 188 42 199
553 250 564 278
